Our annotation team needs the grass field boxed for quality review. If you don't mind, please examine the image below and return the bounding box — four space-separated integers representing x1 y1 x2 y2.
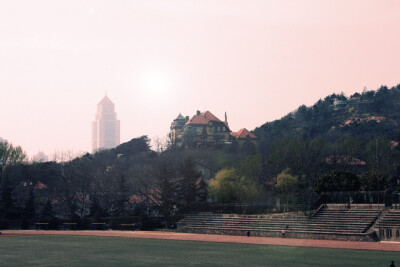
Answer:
0 235 399 266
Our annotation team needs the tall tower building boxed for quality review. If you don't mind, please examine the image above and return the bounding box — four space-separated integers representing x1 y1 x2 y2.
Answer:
92 95 120 153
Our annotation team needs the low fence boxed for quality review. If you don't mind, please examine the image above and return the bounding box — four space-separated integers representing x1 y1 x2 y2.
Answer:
325 203 385 210
186 202 309 215
0 216 144 231
319 191 400 206
188 191 400 215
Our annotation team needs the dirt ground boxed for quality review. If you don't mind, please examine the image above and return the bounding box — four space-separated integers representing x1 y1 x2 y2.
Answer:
1 230 400 252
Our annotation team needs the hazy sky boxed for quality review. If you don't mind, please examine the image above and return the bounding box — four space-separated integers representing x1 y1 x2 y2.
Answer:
1 0 400 157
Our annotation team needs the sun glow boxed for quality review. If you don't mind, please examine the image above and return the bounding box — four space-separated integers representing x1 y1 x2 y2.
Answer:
142 71 170 97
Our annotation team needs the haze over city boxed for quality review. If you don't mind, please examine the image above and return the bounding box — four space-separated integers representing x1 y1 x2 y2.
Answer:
1 0 399 157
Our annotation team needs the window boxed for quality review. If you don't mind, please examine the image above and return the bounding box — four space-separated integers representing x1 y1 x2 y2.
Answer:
217 127 220 132
222 126 225 132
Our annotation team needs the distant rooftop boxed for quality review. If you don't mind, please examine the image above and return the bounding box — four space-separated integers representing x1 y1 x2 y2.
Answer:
98 95 114 105
230 128 258 139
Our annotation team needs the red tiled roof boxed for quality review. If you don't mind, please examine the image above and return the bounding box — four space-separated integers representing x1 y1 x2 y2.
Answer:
186 111 222 125
201 111 222 122
129 191 158 204
230 128 258 139
129 194 146 203
187 114 209 125
34 181 47 190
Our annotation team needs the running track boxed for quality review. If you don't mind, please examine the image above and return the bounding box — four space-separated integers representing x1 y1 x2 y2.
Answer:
1 230 400 252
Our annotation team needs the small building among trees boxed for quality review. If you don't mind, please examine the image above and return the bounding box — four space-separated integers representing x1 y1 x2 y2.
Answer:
170 110 258 149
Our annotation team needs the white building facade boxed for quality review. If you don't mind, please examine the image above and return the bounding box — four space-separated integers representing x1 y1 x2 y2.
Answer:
91 96 120 153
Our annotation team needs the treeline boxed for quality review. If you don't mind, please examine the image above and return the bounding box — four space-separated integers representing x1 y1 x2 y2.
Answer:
1 134 399 228
208 134 400 210
2 84 400 228
254 84 400 153
0 137 222 229
265 135 398 181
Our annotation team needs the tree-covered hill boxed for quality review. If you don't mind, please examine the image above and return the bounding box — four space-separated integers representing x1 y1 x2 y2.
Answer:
254 84 400 153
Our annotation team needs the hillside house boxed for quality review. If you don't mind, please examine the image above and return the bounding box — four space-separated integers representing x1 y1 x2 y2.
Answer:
170 110 231 148
170 110 259 150
230 128 259 149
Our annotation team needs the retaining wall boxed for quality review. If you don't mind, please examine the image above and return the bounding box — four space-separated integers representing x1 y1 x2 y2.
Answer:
179 227 377 242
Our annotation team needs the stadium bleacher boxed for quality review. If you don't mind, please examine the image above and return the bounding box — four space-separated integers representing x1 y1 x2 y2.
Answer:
377 209 400 240
178 204 386 241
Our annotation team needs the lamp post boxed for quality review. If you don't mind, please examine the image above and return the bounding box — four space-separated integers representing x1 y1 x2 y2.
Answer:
376 139 381 239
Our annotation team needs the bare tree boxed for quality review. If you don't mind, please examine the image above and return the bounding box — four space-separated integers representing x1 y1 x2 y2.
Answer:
90 160 130 217
139 160 179 228
153 135 170 154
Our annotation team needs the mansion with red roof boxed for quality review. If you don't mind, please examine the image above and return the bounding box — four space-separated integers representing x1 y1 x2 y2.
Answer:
170 110 258 149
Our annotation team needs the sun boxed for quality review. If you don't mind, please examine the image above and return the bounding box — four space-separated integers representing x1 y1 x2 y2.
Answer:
143 71 170 97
